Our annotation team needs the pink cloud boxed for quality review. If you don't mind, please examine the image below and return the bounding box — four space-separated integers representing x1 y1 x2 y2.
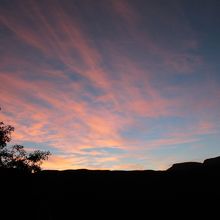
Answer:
0 1 111 90
0 1 219 170
0 68 183 170
0 73 127 152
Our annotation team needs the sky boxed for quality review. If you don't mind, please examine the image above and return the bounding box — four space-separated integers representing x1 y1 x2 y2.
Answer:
0 0 220 170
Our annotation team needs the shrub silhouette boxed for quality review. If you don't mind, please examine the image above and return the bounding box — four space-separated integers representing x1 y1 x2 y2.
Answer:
0 108 51 173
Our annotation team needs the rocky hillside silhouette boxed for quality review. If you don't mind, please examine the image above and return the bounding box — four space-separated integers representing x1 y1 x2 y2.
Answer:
1 156 220 218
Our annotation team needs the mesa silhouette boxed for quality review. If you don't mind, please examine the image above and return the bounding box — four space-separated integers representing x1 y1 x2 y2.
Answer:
1 156 220 202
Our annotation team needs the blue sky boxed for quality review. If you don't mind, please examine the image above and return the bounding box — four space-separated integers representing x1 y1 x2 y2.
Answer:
0 0 220 170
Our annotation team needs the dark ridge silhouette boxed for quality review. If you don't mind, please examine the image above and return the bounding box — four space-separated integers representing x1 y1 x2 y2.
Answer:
203 156 220 169
1 156 220 218
167 161 203 171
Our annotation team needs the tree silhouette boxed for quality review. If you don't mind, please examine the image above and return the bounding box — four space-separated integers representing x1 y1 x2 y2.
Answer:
0 121 14 149
0 108 51 173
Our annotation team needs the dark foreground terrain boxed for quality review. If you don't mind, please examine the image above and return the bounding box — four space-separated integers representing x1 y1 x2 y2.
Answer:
1 156 220 218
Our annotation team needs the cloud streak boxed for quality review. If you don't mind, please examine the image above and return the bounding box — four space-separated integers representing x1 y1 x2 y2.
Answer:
0 0 220 170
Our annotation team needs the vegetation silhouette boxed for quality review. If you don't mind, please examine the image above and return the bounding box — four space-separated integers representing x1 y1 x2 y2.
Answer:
0 108 50 173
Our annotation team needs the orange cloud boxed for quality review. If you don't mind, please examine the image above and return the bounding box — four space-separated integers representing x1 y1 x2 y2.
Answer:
41 155 82 170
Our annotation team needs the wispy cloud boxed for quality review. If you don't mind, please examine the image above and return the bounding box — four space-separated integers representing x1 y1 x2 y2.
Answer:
0 0 220 170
